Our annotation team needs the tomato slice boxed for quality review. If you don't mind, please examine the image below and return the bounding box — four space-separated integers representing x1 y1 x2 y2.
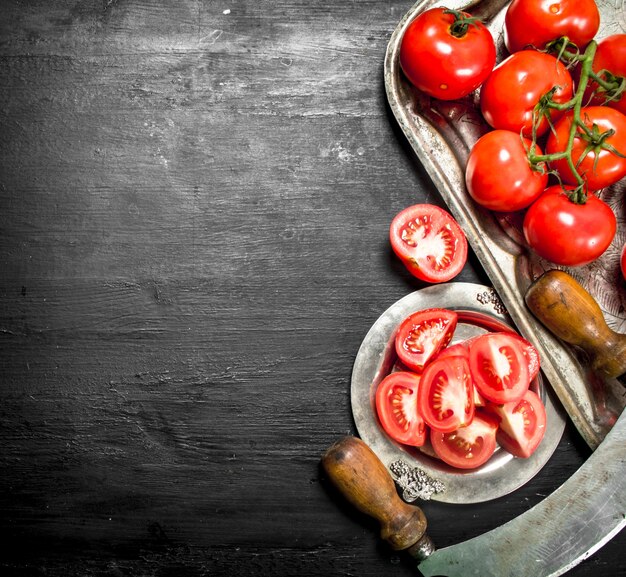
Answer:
418 355 474 433
390 204 468 283
395 308 458 373
468 333 530 404
375 372 427 447
508 333 540 382
430 410 498 470
488 390 547 458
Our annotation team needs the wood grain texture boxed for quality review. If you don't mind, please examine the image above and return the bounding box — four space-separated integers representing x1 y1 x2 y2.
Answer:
1 0 624 575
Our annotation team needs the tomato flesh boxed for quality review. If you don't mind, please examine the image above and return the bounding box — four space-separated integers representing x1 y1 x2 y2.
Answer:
375 372 427 447
430 410 498 469
390 204 468 283
488 390 547 458
418 355 474 433
469 333 530 404
395 308 458 373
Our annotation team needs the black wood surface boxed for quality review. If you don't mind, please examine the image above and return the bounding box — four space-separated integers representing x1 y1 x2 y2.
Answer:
1 1 624 575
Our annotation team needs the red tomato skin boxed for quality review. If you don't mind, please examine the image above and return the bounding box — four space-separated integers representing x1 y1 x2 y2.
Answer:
488 389 547 458
465 130 548 211
390 204 468 283
375 372 427 447
622 243 626 281
587 34 626 116
480 51 573 137
430 410 498 469
418 355 475 433
546 106 626 191
523 185 617 266
469 333 530 404
395 308 458 373
400 8 496 100
504 0 600 53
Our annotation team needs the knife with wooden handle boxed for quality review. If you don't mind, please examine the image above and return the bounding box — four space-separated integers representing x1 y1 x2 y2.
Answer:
323 419 626 576
524 269 626 382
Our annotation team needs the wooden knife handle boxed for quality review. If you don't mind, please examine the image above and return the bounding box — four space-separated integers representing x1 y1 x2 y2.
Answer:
321 436 433 559
525 270 626 380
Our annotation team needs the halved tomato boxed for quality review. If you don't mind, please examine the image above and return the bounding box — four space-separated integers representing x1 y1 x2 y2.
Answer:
469 333 530 403
375 372 427 447
488 389 547 458
390 204 468 283
417 355 474 432
395 308 458 373
430 410 498 469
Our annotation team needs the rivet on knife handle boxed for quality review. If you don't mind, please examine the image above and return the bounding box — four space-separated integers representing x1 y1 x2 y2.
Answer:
524 269 626 380
321 436 434 560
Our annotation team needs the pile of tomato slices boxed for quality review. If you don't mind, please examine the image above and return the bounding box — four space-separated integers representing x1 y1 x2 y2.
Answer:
375 308 547 470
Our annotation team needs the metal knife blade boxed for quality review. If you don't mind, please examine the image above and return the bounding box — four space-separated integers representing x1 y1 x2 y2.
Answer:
418 406 626 577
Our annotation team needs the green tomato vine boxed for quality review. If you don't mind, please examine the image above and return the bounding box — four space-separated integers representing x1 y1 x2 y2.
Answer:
525 38 626 204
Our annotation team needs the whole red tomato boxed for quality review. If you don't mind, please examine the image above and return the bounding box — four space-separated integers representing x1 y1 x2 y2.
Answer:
586 34 626 115
504 0 600 53
523 185 617 266
546 106 626 191
621 243 626 281
465 130 548 211
480 51 573 137
400 7 496 100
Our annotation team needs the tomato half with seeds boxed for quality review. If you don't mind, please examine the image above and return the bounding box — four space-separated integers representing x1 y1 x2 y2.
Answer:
418 355 474 433
375 372 427 447
488 390 547 458
400 7 496 100
395 308 458 373
390 204 468 283
546 106 626 191
504 0 600 53
469 333 530 404
430 410 498 469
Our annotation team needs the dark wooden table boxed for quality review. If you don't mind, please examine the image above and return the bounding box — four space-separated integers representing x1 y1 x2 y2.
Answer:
1 1 624 575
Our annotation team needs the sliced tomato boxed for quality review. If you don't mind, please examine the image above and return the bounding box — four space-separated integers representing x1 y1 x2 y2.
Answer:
390 204 468 283
395 308 458 373
469 333 530 404
508 333 541 382
375 372 427 447
488 390 547 458
418 355 474 432
430 410 498 469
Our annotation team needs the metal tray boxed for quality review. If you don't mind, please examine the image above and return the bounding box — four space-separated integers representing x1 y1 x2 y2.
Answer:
351 283 566 504
384 0 626 449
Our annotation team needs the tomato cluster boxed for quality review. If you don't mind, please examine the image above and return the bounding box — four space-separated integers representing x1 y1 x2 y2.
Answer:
375 308 546 470
399 0 626 270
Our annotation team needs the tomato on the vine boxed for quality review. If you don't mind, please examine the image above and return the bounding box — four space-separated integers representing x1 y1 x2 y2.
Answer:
586 34 626 116
389 204 468 283
417 355 474 433
546 106 626 191
465 130 548 211
504 0 600 53
469 333 530 404
523 185 616 266
395 308 458 372
376 372 427 447
430 410 498 469
487 390 547 458
400 7 496 100
480 50 573 137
